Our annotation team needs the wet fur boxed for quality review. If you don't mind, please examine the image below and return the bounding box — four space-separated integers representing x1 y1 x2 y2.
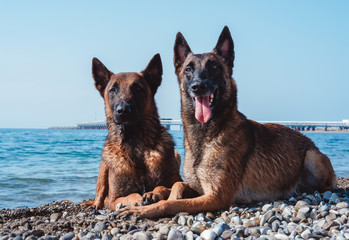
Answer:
89 54 182 210
117 27 336 218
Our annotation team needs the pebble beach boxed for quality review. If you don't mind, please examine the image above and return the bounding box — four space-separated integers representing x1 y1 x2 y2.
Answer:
1 178 349 240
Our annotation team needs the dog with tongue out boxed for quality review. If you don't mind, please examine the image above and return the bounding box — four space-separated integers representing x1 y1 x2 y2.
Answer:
116 26 335 219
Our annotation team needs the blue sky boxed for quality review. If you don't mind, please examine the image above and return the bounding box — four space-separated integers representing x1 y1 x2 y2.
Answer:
0 1 348 128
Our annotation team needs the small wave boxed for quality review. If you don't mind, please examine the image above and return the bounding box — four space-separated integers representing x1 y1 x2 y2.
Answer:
9 177 55 183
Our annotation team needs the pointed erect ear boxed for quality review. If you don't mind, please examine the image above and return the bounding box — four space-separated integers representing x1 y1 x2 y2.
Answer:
213 26 235 72
174 32 192 73
142 53 163 95
92 58 113 98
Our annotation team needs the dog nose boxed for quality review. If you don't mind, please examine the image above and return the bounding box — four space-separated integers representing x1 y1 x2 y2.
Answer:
116 104 131 116
190 82 208 93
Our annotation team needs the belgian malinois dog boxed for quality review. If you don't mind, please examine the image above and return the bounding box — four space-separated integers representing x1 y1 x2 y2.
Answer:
118 27 336 218
89 54 182 210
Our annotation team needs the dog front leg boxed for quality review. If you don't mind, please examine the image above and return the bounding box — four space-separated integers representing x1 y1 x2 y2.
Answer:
117 193 231 218
94 160 109 209
109 193 143 210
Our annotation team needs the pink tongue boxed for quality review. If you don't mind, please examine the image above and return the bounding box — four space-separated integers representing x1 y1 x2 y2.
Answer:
195 96 211 123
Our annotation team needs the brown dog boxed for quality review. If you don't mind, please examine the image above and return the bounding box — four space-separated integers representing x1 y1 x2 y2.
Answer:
117 27 336 218
89 54 182 210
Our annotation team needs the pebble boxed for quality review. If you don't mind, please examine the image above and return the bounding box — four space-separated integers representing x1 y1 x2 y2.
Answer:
243 219 258 228
300 229 311 239
50 213 60 223
167 229 184 240
274 233 289 240
2 185 349 240
185 231 194 240
271 220 280 232
159 225 170 235
59 233 75 240
221 230 233 239
95 215 108 221
94 222 107 232
329 193 340 204
200 229 217 240
101 232 111 240
323 191 332 201
336 202 349 209
231 216 242 225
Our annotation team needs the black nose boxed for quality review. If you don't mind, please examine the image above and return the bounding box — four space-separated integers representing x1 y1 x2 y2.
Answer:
190 82 208 93
116 104 131 116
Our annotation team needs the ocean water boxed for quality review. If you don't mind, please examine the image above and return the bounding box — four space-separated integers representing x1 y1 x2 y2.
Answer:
0 129 348 209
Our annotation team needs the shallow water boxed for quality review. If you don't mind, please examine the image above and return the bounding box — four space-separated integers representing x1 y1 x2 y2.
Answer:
0 129 348 209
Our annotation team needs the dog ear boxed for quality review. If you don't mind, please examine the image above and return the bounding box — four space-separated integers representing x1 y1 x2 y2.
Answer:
174 32 192 73
142 53 163 95
213 26 235 72
92 58 113 98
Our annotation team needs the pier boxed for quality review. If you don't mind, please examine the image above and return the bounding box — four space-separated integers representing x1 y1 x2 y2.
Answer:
75 119 349 131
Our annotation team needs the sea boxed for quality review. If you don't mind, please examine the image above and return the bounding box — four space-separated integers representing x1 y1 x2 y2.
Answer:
0 129 348 209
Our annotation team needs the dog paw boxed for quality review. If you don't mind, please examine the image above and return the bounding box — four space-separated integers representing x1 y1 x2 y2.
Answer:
116 206 139 218
141 192 160 206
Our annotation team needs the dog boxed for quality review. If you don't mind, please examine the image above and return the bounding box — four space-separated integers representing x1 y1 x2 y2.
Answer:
117 26 336 218
88 54 182 210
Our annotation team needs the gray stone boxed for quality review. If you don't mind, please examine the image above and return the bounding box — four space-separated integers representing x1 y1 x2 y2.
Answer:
295 200 308 211
25 237 37 240
243 219 258 228
200 230 217 240
95 215 108 221
260 227 270 235
132 231 151 240
329 193 340 204
298 207 310 214
213 222 230 236
31 231 44 238
101 232 111 240
325 213 336 222
248 227 260 235
159 225 170 235
230 235 240 240
191 224 206 235
336 202 349 209
50 213 60 223
185 231 194 240
274 233 289 240
187 216 194 226
168 229 184 240
300 229 311 239
94 222 107 232
262 204 273 212
178 215 187 226
271 220 280 232
39 237 58 240
323 191 332 201
282 207 293 219
59 233 75 240
296 212 307 220
290 231 298 238
268 215 279 224
221 230 233 239
231 216 242 225
264 210 275 222
110 228 119 236
289 217 301 223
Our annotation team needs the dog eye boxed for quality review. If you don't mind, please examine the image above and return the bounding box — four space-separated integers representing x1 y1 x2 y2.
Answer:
185 66 192 73
133 83 142 92
109 86 117 93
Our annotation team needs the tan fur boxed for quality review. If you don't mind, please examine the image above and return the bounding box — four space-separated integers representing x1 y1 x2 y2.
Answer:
117 27 336 218
87 54 182 210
